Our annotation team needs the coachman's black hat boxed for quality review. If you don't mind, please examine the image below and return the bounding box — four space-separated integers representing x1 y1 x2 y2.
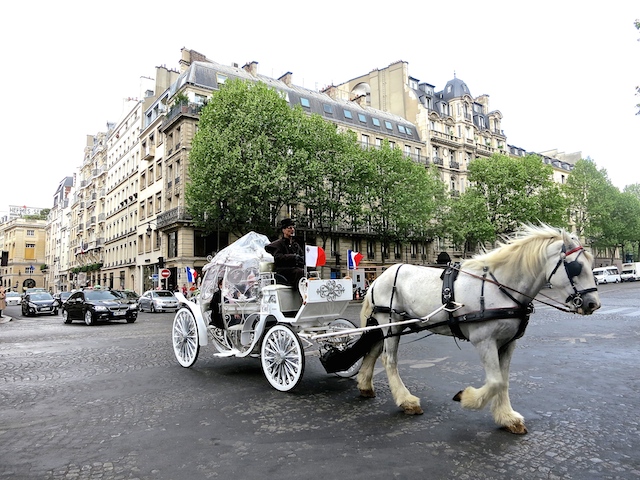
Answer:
279 218 295 230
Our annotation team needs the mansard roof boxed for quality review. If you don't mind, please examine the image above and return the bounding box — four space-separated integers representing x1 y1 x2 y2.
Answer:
440 77 472 101
168 61 421 142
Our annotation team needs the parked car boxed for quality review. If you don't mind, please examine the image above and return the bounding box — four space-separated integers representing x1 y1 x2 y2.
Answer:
5 291 22 306
592 266 621 284
62 289 138 325
21 292 58 316
53 291 72 307
138 290 180 313
112 290 140 304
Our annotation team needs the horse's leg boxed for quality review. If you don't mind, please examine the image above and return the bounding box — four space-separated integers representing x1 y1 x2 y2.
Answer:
381 335 423 415
357 339 383 398
453 338 502 409
453 339 526 434
490 342 527 434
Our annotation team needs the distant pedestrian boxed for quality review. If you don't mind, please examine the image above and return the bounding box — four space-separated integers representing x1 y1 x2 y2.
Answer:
0 285 6 318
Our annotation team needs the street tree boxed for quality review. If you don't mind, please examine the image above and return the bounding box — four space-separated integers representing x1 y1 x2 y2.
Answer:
187 79 306 238
444 191 495 256
463 153 568 239
359 142 447 261
563 159 615 243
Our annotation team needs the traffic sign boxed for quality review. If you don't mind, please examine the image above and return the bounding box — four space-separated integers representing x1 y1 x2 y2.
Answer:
160 268 171 279
151 274 159 281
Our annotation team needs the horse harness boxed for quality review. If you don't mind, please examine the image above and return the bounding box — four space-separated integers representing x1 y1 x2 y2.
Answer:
369 244 591 350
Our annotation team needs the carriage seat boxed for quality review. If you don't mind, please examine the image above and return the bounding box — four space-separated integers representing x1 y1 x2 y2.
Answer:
260 261 292 287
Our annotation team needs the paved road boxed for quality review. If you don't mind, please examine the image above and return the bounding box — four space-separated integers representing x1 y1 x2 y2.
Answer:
1 283 639 479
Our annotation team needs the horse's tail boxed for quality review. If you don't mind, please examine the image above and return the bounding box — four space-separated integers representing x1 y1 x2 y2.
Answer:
360 288 374 327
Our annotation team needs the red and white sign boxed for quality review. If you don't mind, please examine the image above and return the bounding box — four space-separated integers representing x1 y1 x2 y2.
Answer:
160 268 171 279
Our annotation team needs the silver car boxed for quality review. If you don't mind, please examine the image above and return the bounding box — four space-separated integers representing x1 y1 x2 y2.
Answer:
5 291 22 306
138 290 180 313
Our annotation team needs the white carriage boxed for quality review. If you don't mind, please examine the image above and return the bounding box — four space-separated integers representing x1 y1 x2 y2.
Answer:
171 232 362 391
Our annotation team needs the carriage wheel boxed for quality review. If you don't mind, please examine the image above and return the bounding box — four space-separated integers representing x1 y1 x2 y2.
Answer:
327 318 363 378
261 324 305 392
172 308 200 367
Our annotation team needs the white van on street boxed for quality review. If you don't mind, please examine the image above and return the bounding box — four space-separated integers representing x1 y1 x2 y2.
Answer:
592 266 621 284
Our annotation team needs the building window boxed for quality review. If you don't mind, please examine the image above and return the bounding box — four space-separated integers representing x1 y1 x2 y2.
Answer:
26 229 34 236
343 109 353 119
323 104 333 114
394 242 402 260
361 134 369 146
384 121 393 130
406 127 412 136
415 147 421 160
398 125 407 134
216 73 227 84
300 97 310 108
367 240 375 260
375 138 382 147
372 117 380 127
358 113 367 123
25 243 35 260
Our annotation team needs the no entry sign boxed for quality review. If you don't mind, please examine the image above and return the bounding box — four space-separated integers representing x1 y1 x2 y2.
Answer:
160 268 171 279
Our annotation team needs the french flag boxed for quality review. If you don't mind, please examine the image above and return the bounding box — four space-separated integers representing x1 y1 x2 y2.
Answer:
305 245 326 267
186 266 198 283
347 250 363 270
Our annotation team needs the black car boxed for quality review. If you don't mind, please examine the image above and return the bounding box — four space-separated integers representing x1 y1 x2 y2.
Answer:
62 289 138 325
53 291 72 307
112 290 140 304
21 292 58 316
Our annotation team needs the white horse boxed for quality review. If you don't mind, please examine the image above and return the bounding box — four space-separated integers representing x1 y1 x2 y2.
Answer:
357 225 601 434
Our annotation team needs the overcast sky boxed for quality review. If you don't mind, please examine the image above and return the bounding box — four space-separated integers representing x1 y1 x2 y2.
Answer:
1 1 638 217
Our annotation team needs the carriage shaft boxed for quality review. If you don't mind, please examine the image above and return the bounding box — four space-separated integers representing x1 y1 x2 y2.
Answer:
310 302 463 340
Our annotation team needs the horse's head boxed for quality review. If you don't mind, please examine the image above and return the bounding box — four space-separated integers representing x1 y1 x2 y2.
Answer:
546 230 601 315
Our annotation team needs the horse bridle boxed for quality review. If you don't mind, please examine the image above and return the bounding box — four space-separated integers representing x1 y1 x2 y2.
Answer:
546 244 597 309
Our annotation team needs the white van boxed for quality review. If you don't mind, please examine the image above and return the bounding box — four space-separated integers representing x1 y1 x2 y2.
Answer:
592 266 621 284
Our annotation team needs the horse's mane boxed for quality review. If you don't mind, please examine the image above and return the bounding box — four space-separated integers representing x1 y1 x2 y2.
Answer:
462 224 567 278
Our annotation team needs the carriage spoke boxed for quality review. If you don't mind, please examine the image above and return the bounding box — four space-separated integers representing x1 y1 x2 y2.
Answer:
172 309 200 368
261 325 304 391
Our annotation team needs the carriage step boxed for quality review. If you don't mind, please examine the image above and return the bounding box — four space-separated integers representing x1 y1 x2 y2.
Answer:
213 349 240 357
227 324 243 331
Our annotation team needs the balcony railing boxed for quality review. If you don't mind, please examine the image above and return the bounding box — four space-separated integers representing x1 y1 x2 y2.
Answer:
156 206 193 229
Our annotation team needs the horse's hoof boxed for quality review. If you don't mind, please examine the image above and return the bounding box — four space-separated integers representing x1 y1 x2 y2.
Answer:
501 423 528 435
359 389 376 398
400 403 424 415
452 390 463 402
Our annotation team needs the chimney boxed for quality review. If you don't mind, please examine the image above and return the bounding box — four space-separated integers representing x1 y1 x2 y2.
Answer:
321 85 338 100
278 72 293 86
352 94 367 107
243 61 259 76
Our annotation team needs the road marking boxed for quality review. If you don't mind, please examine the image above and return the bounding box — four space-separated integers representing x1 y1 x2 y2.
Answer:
594 308 630 315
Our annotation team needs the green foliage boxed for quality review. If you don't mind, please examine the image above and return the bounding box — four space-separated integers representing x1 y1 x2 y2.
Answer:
563 159 615 241
187 78 448 244
187 79 302 237
359 142 447 244
461 153 568 239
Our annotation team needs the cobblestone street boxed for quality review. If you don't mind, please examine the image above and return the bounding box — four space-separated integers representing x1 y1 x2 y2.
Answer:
1 284 640 479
